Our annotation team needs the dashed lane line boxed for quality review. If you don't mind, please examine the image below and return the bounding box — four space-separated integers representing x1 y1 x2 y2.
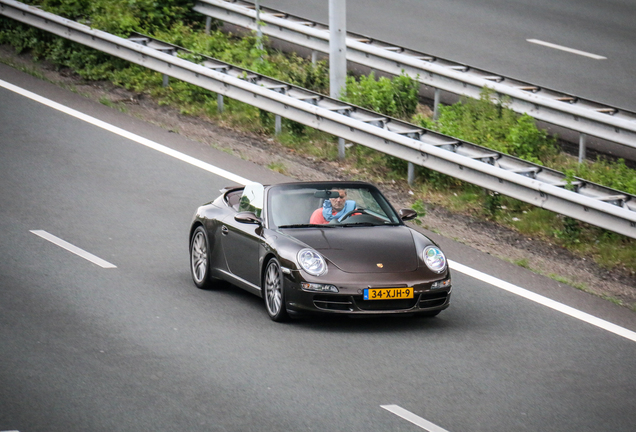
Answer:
527 39 606 59
30 230 117 269
382 405 450 432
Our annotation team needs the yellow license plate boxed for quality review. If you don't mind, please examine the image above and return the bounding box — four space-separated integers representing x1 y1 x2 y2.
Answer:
364 287 413 300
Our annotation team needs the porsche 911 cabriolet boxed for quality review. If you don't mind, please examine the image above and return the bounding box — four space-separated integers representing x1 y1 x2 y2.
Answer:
189 181 451 321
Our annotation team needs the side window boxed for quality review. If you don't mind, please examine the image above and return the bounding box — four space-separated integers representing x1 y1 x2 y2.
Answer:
238 182 264 217
226 190 243 210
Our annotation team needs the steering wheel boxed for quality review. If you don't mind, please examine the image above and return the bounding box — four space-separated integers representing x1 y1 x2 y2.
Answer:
337 207 371 222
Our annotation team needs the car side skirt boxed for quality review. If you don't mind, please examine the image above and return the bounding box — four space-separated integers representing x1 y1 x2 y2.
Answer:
216 269 263 298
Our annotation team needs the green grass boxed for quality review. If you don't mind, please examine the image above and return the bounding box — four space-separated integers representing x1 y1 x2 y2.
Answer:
514 258 531 269
510 208 560 236
0 57 47 80
267 161 287 175
548 274 589 292
99 96 115 107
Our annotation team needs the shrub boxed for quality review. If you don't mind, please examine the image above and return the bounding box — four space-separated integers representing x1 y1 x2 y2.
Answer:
342 71 419 120
417 88 558 164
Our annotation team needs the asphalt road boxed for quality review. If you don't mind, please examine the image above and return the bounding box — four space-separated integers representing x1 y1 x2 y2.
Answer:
2 65 636 431
259 0 636 112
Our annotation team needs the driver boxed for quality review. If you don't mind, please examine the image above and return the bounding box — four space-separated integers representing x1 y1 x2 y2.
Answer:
309 189 356 224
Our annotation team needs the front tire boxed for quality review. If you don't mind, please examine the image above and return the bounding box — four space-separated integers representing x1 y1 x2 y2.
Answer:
190 226 214 289
263 258 289 322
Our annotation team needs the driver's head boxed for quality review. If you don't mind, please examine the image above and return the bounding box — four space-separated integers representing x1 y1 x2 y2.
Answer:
329 189 347 211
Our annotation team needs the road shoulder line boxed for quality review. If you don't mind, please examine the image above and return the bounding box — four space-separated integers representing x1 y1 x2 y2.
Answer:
450 260 636 342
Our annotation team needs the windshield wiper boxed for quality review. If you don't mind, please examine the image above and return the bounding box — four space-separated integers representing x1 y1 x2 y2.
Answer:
277 224 334 229
337 222 378 227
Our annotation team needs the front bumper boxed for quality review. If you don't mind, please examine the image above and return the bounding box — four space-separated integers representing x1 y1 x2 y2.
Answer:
283 270 451 315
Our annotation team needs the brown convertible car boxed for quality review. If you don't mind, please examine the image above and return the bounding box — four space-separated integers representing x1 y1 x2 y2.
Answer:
189 181 451 321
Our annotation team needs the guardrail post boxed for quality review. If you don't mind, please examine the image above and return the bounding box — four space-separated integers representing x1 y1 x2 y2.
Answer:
579 133 587 163
205 17 212 35
338 138 346 159
329 0 347 99
255 0 263 51
408 162 415 186
433 88 441 120
217 94 224 114
330 0 347 159
275 115 282 135
311 50 318 65
162 49 176 87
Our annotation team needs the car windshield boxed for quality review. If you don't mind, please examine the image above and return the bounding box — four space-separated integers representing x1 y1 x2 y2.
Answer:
267 184 402 229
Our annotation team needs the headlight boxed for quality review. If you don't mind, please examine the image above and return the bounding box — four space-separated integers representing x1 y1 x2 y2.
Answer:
423 246 446 273
301 283 338 293
297 249 327 276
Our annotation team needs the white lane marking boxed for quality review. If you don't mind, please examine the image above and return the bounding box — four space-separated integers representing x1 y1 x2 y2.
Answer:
4 80 635 342
30 230 117 269
381 405 450 432
450 260 636 343
0 79 251 186
527 39 606 59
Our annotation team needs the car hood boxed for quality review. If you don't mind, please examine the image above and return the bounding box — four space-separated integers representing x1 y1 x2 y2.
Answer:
285 226 419 273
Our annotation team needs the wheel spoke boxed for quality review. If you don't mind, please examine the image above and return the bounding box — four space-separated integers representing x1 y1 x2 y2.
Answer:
265 263 281 314
191 231 208 284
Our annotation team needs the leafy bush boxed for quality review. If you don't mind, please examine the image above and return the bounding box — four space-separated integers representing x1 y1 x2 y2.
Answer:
342 71 419 120
574 157 636 195
416 88 557 164
27 0 199 36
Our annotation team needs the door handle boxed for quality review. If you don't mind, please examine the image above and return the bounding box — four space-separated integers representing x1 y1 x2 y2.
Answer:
221 225 229 235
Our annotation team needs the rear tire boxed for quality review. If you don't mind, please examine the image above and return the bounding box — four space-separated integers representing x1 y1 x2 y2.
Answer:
190 226 214 290
263 258 289 322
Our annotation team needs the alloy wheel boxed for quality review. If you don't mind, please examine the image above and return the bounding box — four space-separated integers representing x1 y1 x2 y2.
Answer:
191 230 208 285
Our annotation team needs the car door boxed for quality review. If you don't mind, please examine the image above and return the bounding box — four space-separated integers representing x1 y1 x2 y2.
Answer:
220 182 265 287
220 214 263 286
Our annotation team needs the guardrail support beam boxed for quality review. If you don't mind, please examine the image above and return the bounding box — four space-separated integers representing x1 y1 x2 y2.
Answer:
275 114 282 135
433 88 441 121
205 16 211 35
329 0 346 99
255 0 262 51
408 162 415 186
217 93 224 114
338 137 346 160
579 133 587 163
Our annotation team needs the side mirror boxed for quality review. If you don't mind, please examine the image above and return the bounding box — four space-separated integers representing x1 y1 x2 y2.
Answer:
399 208 418 221
234 211 263 225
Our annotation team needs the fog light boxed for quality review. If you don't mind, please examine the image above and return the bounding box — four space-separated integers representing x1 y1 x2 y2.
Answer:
301 283 339 293
431 278 451 290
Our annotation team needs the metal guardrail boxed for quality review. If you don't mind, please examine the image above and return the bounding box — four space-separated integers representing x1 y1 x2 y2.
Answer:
1 0 635 239
193 0 636 158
